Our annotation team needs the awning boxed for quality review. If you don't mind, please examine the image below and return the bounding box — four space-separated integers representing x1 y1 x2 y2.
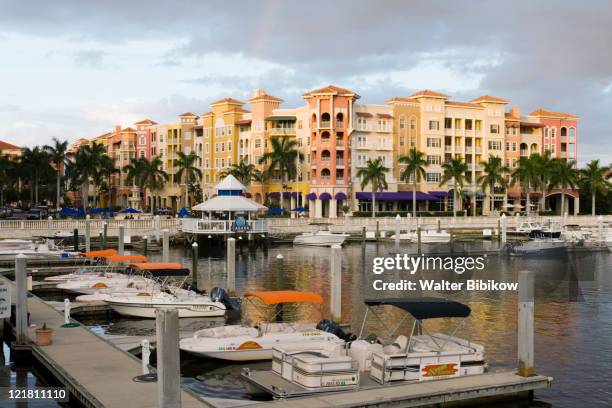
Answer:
335 192 347 201
356 192 435 201
355 112 373 118
364 297 471 319
306 193 317 200
235 119 251 125
319 192 332 200
376 113 392 118
428 191 448 198
244 290 323 305
265 115 296 121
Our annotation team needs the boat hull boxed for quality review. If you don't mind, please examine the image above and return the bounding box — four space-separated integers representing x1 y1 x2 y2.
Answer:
293 234 348 246
106 301 226 318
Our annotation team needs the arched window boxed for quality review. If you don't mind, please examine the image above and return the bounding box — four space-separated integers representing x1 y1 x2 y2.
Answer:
321 112 330 121
336 112 344 127
321 150 331 161
520 143 528 156
311 113 317 127
321 113 330 127
560 127 567 137
239 140 244 148
321 131 331 141
530 143 538 154
321 168 331 179
569 127 576 141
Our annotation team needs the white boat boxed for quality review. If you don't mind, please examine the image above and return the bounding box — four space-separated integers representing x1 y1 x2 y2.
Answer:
510 238 568 256
106 291 226 318
180 291 352 361
243 297 485 398
293 231 349 247
0 239 35 250
57 274 153 294
391 229 451 243
0 240 73 260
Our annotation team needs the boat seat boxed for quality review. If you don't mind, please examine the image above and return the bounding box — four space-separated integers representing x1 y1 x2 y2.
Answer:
195 326 258 339
383 335 408 354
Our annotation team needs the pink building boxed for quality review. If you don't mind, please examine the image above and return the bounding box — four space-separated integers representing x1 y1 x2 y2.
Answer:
134 119 157 160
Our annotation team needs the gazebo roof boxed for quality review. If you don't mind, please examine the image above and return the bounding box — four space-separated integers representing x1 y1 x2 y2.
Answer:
215 174 245 192
192 195 267 212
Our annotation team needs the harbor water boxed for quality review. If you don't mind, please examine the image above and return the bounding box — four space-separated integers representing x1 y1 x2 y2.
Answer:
15 241 612 407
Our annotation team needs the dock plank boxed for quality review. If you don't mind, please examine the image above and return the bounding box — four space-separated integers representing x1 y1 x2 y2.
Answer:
2 276 211 408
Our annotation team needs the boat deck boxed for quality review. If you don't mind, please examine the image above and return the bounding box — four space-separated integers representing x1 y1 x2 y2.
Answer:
246 370 552 406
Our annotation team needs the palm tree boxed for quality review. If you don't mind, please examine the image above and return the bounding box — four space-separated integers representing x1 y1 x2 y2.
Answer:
97 155 119 207
258 136 303 211
580 160 610 215
356 157 389 218
20 146 50 206
221 158 257 187
88 142 108 208
44 138 69 211
511 155 541 216
68 143 103 211
549 159 579 216
439 158 468 217
174 151 201 208
477 156 509 215
0 152 14 206
123 157 146 208
399 148 428 218
532 151 553 211
252 168 270 204
141 156 169 213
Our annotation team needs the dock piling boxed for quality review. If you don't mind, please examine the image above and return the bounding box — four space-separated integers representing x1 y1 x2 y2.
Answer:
501 214 507 245
375 221 380 241
417 226 422 254
141 339 151 375
394 214 401 253
64 298 71 324
162 229 170 263
118 225 125 255
598 215 604 244
226 238 236 295
361 226 366 243
275 253 284 291
73 228 79 252
330 244 342 322
154 215 161 242
15 254 27 345
47 216 53 238
155 308 181 408
143 235 148 255
518 270 535 377
85 216 91 252
191 242 198 290
102 222 108 249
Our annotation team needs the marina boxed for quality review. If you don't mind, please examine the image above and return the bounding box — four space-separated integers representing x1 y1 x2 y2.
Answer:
0 217 610 407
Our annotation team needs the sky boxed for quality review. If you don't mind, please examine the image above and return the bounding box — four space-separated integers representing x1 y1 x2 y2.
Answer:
0 0 610 165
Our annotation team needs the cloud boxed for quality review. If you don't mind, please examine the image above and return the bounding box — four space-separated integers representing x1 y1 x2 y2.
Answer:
73 50 106 68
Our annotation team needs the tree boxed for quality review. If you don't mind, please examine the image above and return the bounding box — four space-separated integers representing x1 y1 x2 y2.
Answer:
356 157 388 218
221 158 256 187
252 168 270 203
44 138 69 211
68 142 104 211
532 151 553 211
20 147 51 206
548 159 579 216
258 136 303 212
440 158 468 217
477 156 509 215
580 160 610 216
141 156 169 214
0 152 14 206
123 157 146 208
97 155 119 208
511 155 541 216
174 151 202 208
398 148 428 218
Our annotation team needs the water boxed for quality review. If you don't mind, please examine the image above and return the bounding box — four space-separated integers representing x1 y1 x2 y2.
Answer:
53 242 612 406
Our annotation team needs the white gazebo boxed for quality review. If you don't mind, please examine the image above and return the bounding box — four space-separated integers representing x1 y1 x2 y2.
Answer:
180 175 268 235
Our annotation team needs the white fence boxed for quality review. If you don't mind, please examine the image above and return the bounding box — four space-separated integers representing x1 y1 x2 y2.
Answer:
179 218 268 234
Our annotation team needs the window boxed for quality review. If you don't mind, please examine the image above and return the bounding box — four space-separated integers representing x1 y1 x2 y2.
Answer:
221 158 225 168
426 173 440 183
444 118 452 129
550 128 556 138
569 127 576 141
139 136 145 145
297 120 303 130
205 159 209 169
505 142 510 151
410 119 416 130
512 142 517 152
454 118 462 129
205 143 209 153
465 119 473 130
221 142 225 152
544 128 549 138
488 141 502 150
184 131 192 140
427 155 441 165
227 141 232 151
429 120 440 131
139 150 145 158
490 124 499 134
255 139 261 148
427 137 441 148
399 116 406 129
475 120 482 131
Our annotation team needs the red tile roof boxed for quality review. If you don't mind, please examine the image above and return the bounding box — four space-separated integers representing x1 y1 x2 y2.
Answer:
376 113 392 118
471 95 510 104
520 121 545 128
121 127 136 133
248 93 283 103
409 89 449 98
179 112 197 117
504 112 520 121
355 112 373 118
210 98 244 106
224 107 250 114
134 119 157 125
386 97 417 103
529 108 578 119
303 85 359 98
0 140 21 150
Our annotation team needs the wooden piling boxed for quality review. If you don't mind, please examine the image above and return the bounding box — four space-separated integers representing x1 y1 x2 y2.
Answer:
73 228 79 252
118 225 125 256
102 222 108 249
361 226 366 243
417 226 422 254
226 237 236 295
518 270 534 377
155 308 181 408
191 242 198 290
330 245 342 322
15 254 27 345
394 214 401 253
85 216 91 252
162 229 169 263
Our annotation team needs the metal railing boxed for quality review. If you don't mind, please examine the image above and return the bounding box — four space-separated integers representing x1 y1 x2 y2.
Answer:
179 218 268 234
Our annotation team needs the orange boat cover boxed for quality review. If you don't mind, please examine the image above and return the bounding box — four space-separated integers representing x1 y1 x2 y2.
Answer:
80 249 118 258
243 290 324 305
128 262 182 270
106 255 148 263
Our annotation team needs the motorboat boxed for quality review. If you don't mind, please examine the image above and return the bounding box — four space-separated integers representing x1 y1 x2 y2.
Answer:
0 239 35 250
243 297 485 398
293 231 349 247
509 221 560 239
0 239 74 260
44 250 124 282
390 229 451 243
180 291 353 361
509 238 568 256
104 262 226 318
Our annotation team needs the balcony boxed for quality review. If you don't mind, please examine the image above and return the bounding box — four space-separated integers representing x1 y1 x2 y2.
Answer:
444 145 452 153
268 128 296 136
320 120 331 128
336 121 344 128
520 150 528 156
475 146 482 153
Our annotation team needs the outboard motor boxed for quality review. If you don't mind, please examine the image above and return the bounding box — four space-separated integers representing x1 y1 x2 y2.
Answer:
316 319 357 342
501 242 515 255
210 287 241 311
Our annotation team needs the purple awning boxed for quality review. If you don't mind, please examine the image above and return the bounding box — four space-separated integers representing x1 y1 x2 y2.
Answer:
335 192 347 201
319 192 332 201
305 193 317 200
356 191 435 201
428 191 448 198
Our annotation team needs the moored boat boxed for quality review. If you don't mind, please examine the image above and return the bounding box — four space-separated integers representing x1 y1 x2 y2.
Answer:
293 231 349 246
